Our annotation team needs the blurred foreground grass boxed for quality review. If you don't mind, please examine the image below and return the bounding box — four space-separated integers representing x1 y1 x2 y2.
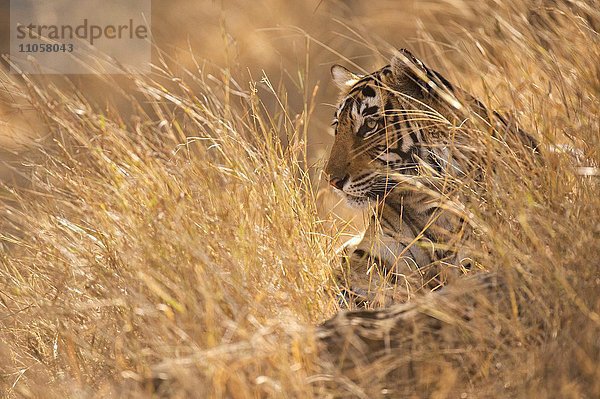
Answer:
1 0 599 397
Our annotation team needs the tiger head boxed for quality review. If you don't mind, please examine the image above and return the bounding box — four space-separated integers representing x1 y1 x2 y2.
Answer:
324 49 463 208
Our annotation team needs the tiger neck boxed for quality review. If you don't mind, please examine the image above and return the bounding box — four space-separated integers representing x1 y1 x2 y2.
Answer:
379 190 440 215
375 189 461 237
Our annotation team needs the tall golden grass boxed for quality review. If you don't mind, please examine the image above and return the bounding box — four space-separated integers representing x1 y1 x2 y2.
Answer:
1 0 599 397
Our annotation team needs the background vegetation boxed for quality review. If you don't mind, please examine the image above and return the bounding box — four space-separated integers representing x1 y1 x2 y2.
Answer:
1 0 598 397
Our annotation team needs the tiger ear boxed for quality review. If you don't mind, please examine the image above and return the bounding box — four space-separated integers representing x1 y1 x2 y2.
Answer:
390 48 428 81
331 64 361 90
390 49 459 108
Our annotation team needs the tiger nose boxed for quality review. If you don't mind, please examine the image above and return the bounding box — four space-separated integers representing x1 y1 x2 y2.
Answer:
329 174 349 190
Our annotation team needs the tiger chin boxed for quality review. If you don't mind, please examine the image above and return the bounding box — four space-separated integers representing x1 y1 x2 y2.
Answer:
330 177 398 209
325 49 537 309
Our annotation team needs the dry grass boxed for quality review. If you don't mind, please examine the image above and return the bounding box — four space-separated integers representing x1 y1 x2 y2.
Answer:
1 0 599 398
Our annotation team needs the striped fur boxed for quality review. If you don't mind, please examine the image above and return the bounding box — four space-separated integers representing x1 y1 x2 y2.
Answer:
326 49 537 307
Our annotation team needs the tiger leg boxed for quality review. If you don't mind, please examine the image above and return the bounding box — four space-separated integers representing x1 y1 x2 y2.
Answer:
338 216 434 308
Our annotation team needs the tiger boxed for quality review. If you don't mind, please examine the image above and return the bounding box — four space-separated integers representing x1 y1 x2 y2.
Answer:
325 49 538 307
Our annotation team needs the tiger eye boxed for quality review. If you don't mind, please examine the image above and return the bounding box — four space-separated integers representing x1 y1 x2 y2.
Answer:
366 119 378 130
